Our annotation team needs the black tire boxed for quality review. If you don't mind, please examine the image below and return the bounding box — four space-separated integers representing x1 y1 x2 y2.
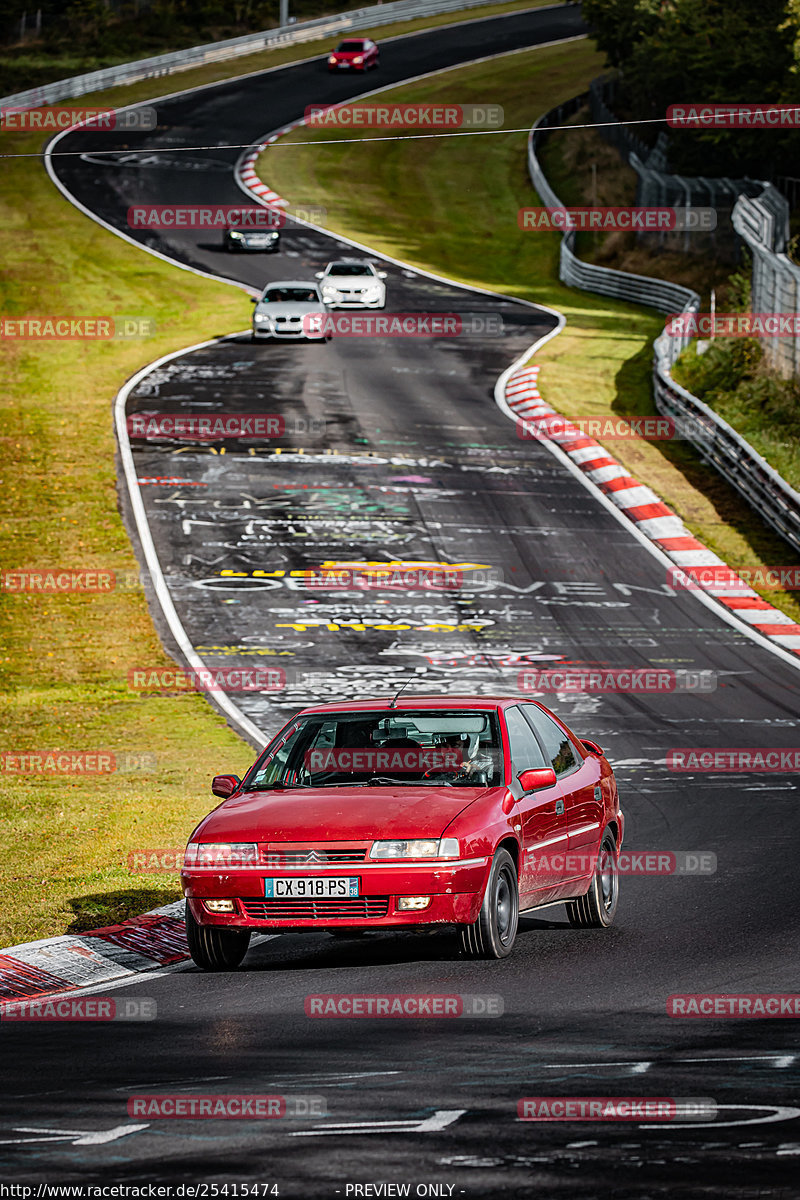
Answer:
566 830 619 928
460 847 518 959
185 904 251 971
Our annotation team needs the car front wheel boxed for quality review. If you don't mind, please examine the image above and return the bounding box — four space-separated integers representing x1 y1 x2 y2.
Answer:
460 847 518 959
185 904 251 970
566 830 619 928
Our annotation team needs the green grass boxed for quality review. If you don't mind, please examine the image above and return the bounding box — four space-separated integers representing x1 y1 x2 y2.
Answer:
673 338 800 494
260 38 800 623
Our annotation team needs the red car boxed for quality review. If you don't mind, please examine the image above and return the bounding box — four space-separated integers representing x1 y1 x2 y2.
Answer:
181 696 624 969
327 37 379 72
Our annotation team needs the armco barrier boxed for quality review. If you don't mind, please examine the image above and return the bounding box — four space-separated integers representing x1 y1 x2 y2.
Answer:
0 0 522 110
653 335 800 557
528 98 800 556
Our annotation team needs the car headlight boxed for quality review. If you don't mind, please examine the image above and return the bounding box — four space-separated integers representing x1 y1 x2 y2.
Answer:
254 312 271 324
369 837 460 860
353 55 363 63
228 229 243 239
328 55 337 63
184 842 258 869
322 288 340 301
363 286 381 299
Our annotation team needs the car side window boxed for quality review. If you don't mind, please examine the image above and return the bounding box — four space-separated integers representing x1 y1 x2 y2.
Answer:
504 706 548 772
522 706 580 777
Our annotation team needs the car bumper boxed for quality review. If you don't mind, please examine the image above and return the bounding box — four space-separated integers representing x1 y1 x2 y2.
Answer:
325 300 384 309
182 857 490 929
227 242 280 252
252 328 325 340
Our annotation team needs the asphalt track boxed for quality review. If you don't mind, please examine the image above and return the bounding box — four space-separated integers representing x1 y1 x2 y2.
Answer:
4 5 800 1194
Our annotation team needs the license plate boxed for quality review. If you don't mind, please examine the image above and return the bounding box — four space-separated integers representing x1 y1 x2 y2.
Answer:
264 876 359 898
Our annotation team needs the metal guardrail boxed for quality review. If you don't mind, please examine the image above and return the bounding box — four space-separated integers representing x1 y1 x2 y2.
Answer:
0 0 518 109
527 105 700 316
528 96 800 555
653 336 800 555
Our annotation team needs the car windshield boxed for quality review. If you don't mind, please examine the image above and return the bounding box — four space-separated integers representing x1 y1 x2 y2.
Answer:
243 709 503 789
327 263 375 276
262 288 319 303
336 41 364 51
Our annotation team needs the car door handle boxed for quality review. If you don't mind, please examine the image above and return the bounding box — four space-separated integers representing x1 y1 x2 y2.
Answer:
555 799 565 815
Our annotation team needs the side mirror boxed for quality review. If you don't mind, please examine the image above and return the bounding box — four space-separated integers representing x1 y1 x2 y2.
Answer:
211 773 241 799
250 297 258 304
518 767 557 793
314 271 324 278
377 271 388 279
582 739 604 757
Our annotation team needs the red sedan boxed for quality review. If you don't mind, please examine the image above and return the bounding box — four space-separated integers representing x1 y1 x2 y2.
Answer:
327 37 379 72
181 696 624 968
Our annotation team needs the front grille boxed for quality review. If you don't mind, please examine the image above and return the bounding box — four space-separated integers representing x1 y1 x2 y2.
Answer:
241 897 390 920
259 845 368 866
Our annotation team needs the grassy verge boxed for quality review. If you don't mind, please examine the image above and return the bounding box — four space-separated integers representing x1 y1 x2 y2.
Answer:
0 127 261 947
260 38 800 622
673 339 800 494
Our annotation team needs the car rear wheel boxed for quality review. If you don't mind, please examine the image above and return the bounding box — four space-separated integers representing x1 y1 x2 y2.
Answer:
566 831 619 928
185 904 251 970
460 847 518 959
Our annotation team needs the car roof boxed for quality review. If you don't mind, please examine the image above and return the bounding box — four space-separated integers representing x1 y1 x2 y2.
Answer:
325 259 373 267
263 280 320 289
293 695 529 716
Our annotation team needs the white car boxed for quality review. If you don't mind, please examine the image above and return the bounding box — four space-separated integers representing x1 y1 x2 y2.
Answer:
251 281 329 341
314 259 387 309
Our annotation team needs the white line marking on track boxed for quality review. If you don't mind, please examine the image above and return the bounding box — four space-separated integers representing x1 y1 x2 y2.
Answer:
0 1124 149 1146
290 1109 465 1136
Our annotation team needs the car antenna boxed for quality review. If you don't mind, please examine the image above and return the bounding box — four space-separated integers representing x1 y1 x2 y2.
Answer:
389 676 415 709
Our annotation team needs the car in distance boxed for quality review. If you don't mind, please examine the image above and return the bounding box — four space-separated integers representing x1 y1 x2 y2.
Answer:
250 281 329 341
327 37 379 71
222 223 280 253
181 695 624 969
315 259 387 309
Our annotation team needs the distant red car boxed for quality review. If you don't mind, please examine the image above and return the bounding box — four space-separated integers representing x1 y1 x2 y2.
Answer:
181 696 624 969
327 37 379 71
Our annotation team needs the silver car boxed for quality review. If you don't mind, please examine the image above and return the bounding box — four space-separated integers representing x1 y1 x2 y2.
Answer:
314 259 387 309
251 281 329 341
